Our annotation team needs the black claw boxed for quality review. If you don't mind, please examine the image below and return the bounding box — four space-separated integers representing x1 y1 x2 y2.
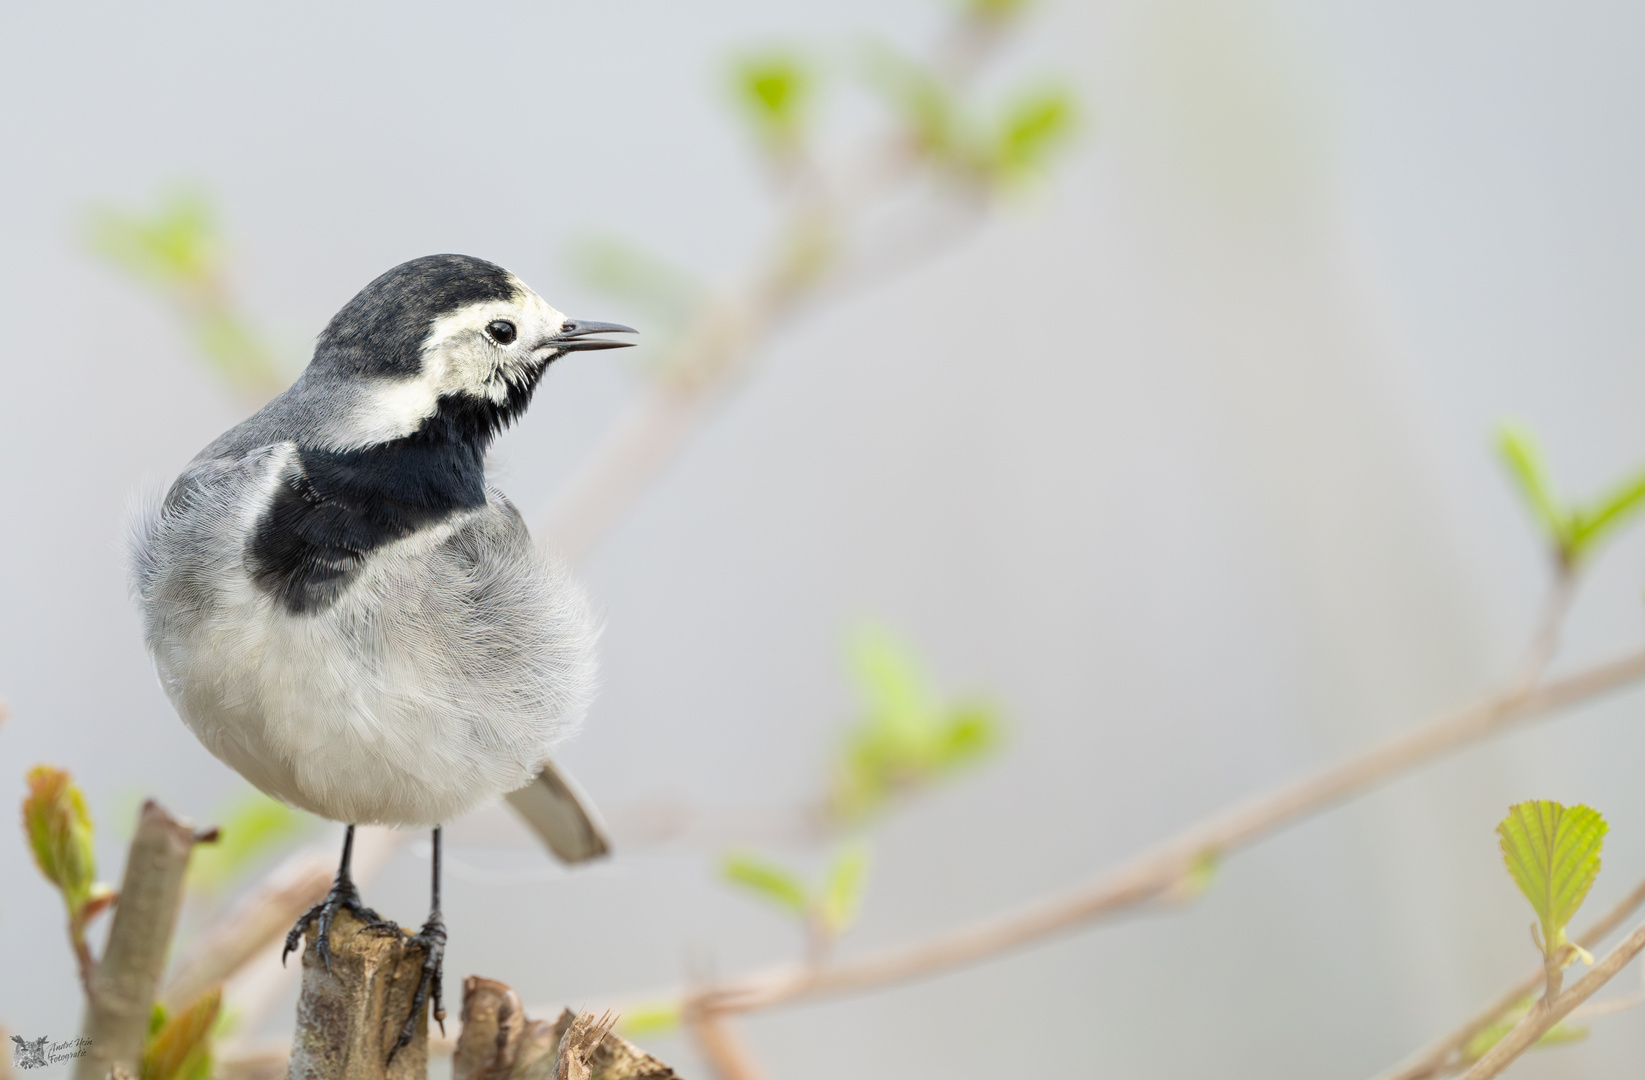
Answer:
389 915 446 1061
282 878 389 973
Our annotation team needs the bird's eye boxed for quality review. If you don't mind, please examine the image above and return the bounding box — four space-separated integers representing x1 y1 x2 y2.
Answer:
486 320 517 345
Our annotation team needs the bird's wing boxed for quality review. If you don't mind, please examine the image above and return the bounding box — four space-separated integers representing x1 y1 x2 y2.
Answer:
505 760 611 863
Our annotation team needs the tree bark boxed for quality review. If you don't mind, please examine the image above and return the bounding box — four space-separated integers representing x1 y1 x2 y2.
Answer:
285 910 429 1080
74 801 203 1080
451 979 676 1080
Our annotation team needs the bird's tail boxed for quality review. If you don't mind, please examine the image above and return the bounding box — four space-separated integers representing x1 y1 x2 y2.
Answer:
505 760 611 863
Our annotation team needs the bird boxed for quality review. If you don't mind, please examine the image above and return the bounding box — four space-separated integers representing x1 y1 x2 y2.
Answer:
128 253 635 1055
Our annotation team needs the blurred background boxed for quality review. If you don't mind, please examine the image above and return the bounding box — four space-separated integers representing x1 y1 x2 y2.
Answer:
6 1 1645 1077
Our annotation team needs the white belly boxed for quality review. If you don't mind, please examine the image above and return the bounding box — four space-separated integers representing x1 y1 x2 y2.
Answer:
144 506 593 828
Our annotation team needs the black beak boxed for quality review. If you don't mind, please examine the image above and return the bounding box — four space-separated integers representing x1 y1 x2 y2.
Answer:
547 319 638 352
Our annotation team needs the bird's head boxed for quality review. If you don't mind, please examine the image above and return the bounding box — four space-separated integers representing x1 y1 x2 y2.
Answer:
308 253 634 450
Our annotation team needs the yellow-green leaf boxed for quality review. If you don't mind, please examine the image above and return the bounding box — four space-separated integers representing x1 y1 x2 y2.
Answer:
186 788 305 893
23 765 99 912
721 851 810 918
819 843 870 935
84 189 284 400
1497 424 1570 552
617 1001 681 1038
142 987 220 1080
961 0 1034 19
85 189 218 289
1497 801 1607 960
1567 465 1645 556
831 624 1003 821
730 52 812 148
989 85 1078 182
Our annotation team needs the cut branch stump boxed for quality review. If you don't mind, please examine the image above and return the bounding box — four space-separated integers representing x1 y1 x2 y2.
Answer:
285 910 429 1080
452 978 676 1080
74 800 208 1080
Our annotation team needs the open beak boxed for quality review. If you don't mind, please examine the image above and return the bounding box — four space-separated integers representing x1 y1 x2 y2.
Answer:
547 319 638 352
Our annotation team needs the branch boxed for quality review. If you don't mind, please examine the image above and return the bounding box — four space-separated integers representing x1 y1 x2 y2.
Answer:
684 1013 767 1080
162 847 335 1010
193 827 403 1046
160 9 1022 1016
672 647 1645 1016
450 978 677 1080
74 801 212 1080
1463 918 1645 1080
1376 875 1645 1080
538 22 1016 559
286 909 428 1080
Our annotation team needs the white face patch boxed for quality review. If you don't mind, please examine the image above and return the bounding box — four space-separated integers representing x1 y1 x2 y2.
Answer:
332 277 569 449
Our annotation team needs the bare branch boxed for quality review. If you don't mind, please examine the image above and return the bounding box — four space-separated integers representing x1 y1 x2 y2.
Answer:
1377 875 1645 1080
74 801 209 1080
1463 918 1645 1079
670 647 1645 1015
685 1013 767 1080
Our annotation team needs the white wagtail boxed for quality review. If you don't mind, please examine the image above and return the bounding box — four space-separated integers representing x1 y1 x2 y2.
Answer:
128 254 635 1053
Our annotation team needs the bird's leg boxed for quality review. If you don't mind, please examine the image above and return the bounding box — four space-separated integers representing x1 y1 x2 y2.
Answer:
282 825 392 973
391 825 447 1060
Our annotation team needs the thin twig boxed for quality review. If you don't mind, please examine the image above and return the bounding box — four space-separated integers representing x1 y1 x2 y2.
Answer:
685 1013 767 1080
537 19 1014 559
669 647 1645 1016
1509 571 1575 693
155 12 1021 1033
1463 918 1645 1080
1376 876 1645 1080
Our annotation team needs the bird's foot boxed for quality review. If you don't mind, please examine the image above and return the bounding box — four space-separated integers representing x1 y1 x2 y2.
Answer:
390 913 446 1061
282 877 394 974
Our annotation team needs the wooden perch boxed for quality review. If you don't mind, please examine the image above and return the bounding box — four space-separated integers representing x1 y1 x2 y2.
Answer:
452 978 676 1080
286 910 429 1080
74 800 209 1080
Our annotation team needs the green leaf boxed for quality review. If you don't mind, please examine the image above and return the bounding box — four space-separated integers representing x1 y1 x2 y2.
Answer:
730 51 813 149
930 703 1002 770
819 842 871 935
84 189 284 399
566 234 701 334
1566 465 1645 555
142 987 220 1080
1179 851 1220 899
186 788 306 893
721 851 810 919
617 1001 681 1038
85 189 218 289
831 624 1003 821
1494 422 1645 566
858 44 957 161
850 624 938 736
1497 801 1607 961
1496 424 1570 552
959 0 1034 19
987 85 1078 182
23 765 100 914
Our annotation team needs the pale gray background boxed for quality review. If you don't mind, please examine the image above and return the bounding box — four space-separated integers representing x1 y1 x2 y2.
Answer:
5 1 1645 1077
